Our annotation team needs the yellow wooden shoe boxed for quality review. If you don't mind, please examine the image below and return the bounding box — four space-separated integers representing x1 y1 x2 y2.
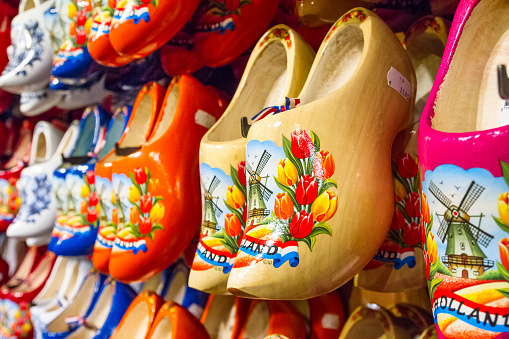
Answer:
356 16 449 293
227 8 416 300
188 24 315 295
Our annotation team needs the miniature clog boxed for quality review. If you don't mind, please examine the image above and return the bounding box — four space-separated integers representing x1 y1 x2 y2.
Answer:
357 16 449 293
0 0 55 94
146 301 210 339
93 84 165 275
193 0 279 67
108 0 199 59
226 8 416 300
49 106 129 257
189 24 315 295
108 75 225 283
200 295 251 339
109 290 164 339
419 0 509 337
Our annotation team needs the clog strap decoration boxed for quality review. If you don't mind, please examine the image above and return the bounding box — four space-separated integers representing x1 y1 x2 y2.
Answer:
251 97 301 123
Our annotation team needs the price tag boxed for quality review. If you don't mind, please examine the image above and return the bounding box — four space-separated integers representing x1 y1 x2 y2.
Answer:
387 66 411 101
195 109 216 129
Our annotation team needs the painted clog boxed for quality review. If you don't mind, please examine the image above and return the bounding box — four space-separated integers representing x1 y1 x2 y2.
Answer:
108 0 198 59
20 88 64 116
237 300 306 339
200 295 251 339
0 246 43 294
93 84 165 275
108 75 225 283
49 106 130 257
418 0 509 337
189 24 315 295
146 301 210 339
227 8 416 300
110 290 164 339
339 304 415 339
193 0 279 67
357 16 449 293
7 122 80 240
0 0 55 94
55 73 110 110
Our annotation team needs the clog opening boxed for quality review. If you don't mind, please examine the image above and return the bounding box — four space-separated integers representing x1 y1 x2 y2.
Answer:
243 301 270 338
34 131 47 163
208 40 288 142
66 283 113 339
150 315 172 338
71 111 97 157
97 112 126 159
4 247 36 288
343 317 386 339
23 0 35 11
12 252 54 293
405 30 445 123
217 301 238 339
47 273 97 332
149 84 179 143
112 300 152 339
163 270 187 303
64 261 81 299
300 24 364 105
32 257 68 302
202 295 235 337
433 0 509 133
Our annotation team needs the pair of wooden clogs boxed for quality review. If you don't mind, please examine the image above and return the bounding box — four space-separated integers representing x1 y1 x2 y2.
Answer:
189 7 417 299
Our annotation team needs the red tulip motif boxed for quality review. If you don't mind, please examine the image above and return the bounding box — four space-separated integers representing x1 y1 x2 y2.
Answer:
390 208 405 231
225 214 242 237
289 211 313 239
405 192 420 218
313 150 335 180
88 192 98 206
397 153 418 179
238 161 246 187
139 217 152 234
134 167 148 185
403 222 420 246
140 195 152 214
291 128 314 159
295 175 318 205
86 170 95 185
87 208 97 223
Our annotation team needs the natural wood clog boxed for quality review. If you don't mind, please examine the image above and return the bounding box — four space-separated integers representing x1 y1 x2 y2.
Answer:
189 25 315 295
226 8 416 300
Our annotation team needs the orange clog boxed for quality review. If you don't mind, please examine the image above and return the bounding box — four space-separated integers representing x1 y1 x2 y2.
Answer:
92 84 165 275
108 75 226 283
200 295 251 339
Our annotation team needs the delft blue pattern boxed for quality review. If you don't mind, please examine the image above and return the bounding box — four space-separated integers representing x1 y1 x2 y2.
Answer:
13 174 52 224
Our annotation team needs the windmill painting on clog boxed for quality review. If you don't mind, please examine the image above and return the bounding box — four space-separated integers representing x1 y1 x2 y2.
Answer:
193 0 279 67
108 0 199 59
419 0 509 337
227 8 416 300
357 15 449 293
189 25 315 295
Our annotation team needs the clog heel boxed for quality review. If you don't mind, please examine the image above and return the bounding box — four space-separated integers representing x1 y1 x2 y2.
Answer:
189 24 315 295
93 84 165 275
418 0 509 337
357 15 449 293
227 8 416 300
108 75 226 283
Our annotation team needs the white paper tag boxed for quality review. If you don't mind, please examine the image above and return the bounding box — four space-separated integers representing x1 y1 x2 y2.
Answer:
387 66 411 101
500 99 509 126
195 109 216 129
321 313 340 330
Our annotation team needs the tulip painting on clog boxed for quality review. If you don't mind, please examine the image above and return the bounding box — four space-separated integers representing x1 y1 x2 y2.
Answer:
421 161 509 334
192 162 246 274
111 167 164 255
193 0 278 67
50 169 100 255
94 173 116 263
0 300 32 338
51 0 96 82
0 177 21 229
234 128 335 269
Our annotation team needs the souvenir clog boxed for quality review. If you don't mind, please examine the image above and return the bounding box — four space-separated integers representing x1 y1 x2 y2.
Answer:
227 8 416 300
146 301 210 339
7 122 80 240
237 300 306 339
357 16 449 293
0 246 43 294
388 304 434 333
303 291 345 339
339 304 416 339
0 0 55 94
55 73 110 110
93 84 165 275
200 295 251 339
108 75 225 283
418 0 509 337
189 24 315 295
20 88 64 116
193 0 279 67
108 0 199 59
49 106 129 257
109 290 164 339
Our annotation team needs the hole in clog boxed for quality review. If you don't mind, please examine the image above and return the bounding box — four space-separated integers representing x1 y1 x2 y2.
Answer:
433 0 509 132
149 84 179 143
243 301 270 339
300 24 364 105
97 113 126 159
32 257 68 303
150 316 172 338
112 301 151 339
34 132 47 163
343 317 386 339
202 296 235 338
71 111 97 157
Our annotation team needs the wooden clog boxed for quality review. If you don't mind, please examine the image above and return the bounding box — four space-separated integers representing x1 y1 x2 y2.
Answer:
419 0 509 337
357 16 449 293
189 25 315 295
226 8 416 300
108 75 225 283
92 84 164 275
200 295 251 339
